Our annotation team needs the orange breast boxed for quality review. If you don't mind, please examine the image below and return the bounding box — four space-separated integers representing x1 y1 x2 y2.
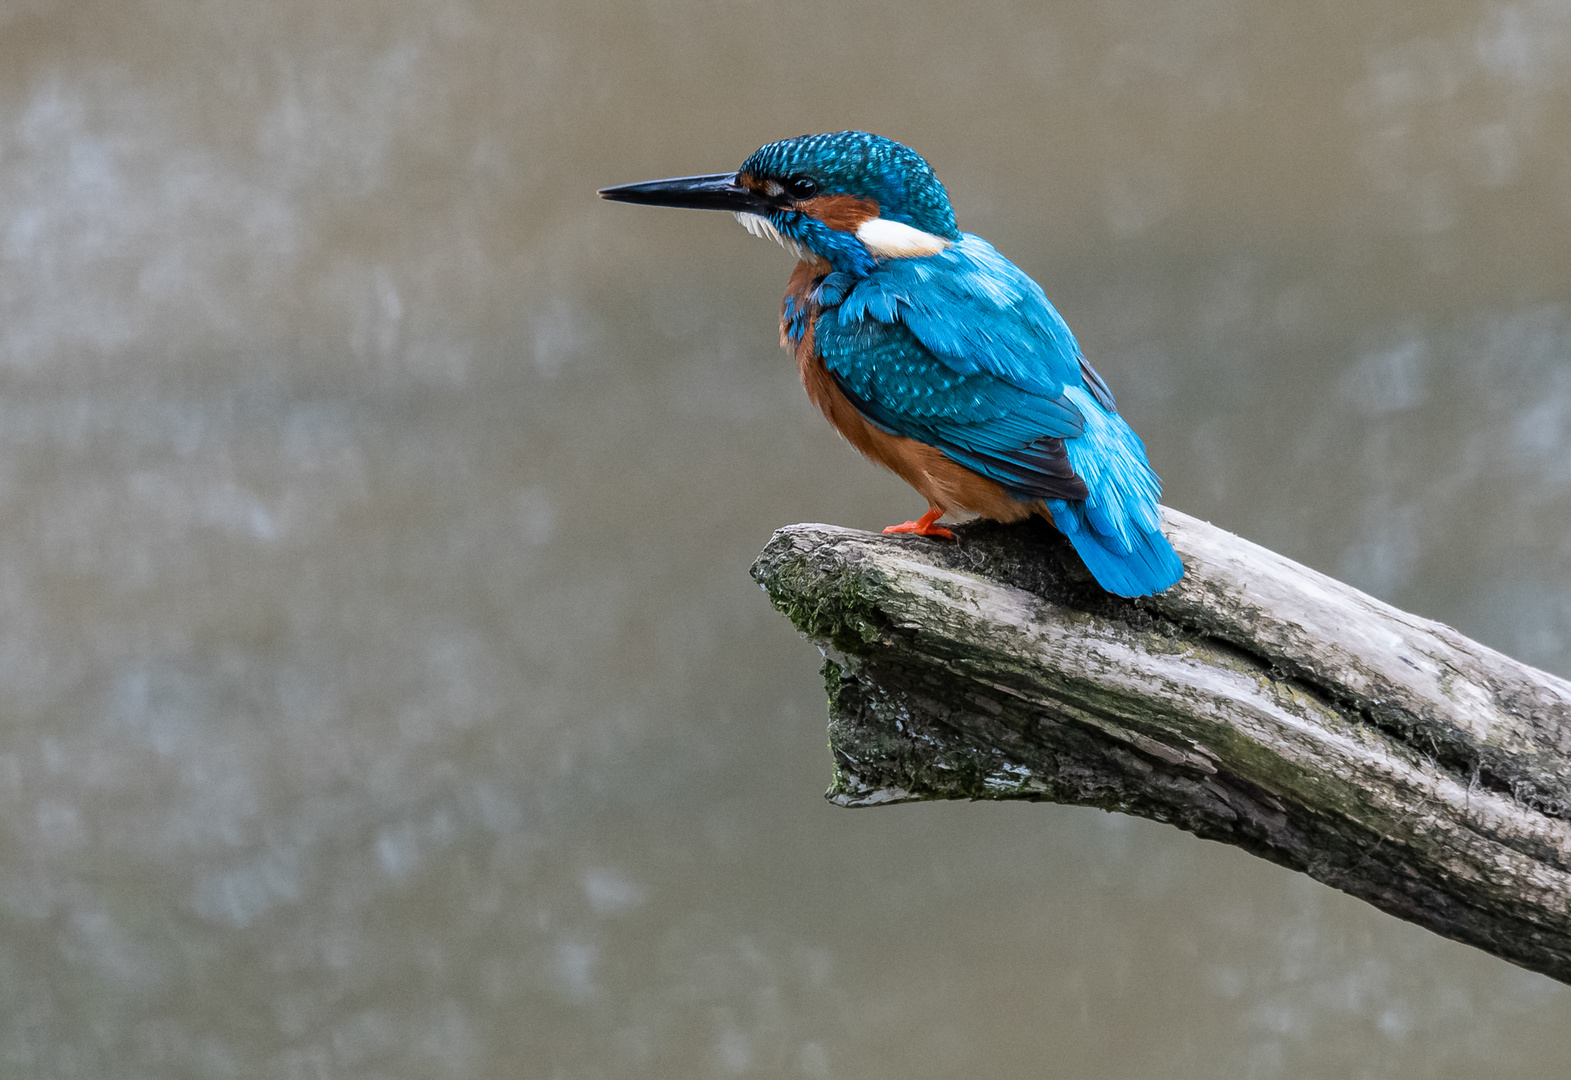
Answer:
781 260 1035 523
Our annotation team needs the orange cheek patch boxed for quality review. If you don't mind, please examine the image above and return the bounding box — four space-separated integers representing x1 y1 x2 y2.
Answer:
798 194 880 232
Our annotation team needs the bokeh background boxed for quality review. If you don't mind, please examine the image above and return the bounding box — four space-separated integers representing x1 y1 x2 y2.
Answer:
1 0 1569 1076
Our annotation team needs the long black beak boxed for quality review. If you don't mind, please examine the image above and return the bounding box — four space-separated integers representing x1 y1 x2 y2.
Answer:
598 172 771 214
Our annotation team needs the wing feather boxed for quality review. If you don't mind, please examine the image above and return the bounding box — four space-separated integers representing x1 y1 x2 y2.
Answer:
817 235 1104 503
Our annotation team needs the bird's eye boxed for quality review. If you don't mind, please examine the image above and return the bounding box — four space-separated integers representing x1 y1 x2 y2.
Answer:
785 175 819 200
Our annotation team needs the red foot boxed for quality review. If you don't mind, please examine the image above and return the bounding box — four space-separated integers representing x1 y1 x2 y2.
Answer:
883 507 954 540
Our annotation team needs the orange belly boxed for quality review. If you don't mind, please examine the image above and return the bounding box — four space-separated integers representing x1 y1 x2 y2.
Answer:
783 260 1035 523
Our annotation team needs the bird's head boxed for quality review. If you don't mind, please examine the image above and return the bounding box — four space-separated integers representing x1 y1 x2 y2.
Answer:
599 131 960 276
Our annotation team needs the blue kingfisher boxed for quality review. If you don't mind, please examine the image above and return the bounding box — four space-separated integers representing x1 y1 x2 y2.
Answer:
600 130 1183 597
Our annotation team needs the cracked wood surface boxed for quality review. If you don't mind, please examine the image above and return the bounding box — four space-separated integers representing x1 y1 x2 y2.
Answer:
750 508 1571 984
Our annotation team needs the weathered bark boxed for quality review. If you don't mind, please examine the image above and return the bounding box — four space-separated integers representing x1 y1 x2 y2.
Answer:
750 509 1571 983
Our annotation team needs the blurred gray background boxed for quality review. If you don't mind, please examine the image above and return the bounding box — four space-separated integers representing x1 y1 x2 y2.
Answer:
0 0 1568 1076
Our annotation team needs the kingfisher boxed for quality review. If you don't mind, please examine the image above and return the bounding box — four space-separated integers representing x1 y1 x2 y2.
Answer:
600 131 1184 597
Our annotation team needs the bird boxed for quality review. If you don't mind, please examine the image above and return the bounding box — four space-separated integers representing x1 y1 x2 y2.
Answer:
599 130 1184 597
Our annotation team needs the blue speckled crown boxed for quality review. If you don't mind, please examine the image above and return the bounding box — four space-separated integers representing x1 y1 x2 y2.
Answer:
740 131 961 241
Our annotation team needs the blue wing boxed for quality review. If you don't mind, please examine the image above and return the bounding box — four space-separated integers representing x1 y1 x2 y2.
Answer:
818 234 1100 502
831 234 1087 396
817 234 1183 596
820 315 1090 501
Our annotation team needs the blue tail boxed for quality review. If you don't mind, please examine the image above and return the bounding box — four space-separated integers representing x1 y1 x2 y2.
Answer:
1042 386 1185 597
1044 500 1184 597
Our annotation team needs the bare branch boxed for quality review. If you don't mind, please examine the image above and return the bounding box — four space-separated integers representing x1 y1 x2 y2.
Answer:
751 509 1571 983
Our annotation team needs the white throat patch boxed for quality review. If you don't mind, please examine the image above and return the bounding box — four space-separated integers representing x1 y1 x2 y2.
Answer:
855 217 953 258
734 212 809 261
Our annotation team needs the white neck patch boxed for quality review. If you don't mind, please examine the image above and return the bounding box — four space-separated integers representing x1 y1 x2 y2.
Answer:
855 217 953 258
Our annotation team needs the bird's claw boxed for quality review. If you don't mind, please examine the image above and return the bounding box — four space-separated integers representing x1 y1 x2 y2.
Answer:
883 509 954 540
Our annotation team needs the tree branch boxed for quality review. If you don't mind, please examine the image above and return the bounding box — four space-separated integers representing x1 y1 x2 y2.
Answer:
750 509 1571 983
